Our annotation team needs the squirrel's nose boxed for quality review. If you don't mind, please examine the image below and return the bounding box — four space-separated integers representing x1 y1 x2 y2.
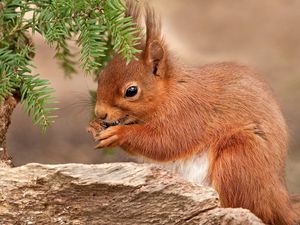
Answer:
95 107 107 120
98 112 107 120
95 104 109 120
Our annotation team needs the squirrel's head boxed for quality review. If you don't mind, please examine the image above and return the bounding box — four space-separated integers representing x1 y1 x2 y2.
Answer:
95 2 170 126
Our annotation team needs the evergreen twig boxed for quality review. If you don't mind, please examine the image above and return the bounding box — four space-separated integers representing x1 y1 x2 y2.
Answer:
0 0 141 130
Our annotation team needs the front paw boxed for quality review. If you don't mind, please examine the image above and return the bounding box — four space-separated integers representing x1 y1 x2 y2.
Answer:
94 126 123 149
87 119 107 136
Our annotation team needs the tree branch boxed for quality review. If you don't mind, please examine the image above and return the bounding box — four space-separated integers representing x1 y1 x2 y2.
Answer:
0 162 265 224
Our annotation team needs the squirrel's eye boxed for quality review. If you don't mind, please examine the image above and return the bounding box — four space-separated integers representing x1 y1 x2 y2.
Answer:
125 86 138 98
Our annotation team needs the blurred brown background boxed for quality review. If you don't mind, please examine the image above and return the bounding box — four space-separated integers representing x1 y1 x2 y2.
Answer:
7 0 300 192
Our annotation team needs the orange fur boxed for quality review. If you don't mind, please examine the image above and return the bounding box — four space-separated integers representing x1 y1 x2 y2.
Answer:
91 2 299 224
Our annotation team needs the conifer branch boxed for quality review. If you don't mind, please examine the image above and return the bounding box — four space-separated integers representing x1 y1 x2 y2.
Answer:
0 0 141 130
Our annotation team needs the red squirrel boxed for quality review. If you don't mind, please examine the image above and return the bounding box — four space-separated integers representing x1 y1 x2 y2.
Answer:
87 2 299 225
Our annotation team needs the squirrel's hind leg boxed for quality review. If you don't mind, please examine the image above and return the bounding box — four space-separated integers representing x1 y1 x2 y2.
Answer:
209 129 297 225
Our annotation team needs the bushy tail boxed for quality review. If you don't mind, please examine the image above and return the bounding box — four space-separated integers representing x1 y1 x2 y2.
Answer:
291 194 300 223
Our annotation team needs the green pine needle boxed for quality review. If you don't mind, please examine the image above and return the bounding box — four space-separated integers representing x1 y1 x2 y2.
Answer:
0 0 141 131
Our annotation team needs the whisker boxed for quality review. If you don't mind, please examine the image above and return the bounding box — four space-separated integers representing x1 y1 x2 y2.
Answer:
58 91 95 117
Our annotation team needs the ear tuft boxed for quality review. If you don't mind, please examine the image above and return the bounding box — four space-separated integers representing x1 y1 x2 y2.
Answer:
125 0 141 25
143 3 168 77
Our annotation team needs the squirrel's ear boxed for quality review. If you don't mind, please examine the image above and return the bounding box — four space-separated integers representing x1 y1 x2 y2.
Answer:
143 3 167 77
146 40 167 76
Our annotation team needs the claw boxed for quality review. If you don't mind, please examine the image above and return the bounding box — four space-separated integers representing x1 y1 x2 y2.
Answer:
94 135 119 149
94 143 103 149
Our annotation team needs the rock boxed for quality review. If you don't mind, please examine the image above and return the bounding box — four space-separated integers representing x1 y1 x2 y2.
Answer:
0 162 264 225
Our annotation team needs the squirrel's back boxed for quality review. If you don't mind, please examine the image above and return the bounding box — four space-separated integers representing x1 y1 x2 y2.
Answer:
166 61 287 153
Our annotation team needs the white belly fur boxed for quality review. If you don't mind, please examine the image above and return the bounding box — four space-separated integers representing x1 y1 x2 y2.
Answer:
137 151 210 185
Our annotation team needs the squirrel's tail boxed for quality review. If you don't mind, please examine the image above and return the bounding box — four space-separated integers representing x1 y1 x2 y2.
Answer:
291 194 300 224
